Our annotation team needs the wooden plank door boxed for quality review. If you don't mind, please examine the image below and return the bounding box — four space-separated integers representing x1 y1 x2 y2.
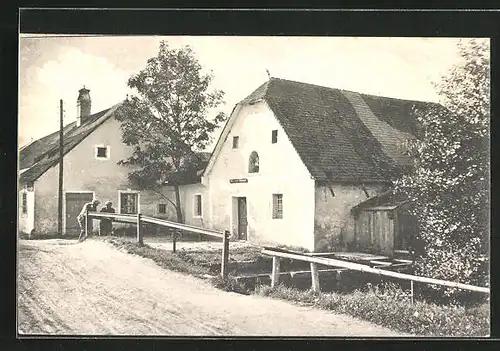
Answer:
65 192 93 235
373 211 393 256
354 212 371 249
237 197 247 240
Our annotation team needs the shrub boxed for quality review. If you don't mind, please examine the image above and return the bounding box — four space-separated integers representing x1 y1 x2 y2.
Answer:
393 39 490 298
212 275 250 295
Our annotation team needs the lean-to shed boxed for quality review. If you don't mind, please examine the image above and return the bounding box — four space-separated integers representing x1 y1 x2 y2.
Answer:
351 191 418 256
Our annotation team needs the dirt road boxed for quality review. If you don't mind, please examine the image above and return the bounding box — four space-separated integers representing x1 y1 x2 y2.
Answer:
18 239 408 336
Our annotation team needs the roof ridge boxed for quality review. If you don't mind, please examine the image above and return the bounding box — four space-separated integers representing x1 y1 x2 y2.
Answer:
269 77 337 91
19 104 121 184
356 90 438 104
262 77 272 97
264 77 438 104
21 106 114 147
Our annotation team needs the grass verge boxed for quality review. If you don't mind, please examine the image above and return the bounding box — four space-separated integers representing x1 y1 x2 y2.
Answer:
254 283 489 337
96 236 489 337
99 236 211 277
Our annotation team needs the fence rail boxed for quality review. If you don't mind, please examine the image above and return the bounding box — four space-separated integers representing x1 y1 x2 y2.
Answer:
262 248 490 299
85 210 230 277
141 216 224 239
86 212 137 223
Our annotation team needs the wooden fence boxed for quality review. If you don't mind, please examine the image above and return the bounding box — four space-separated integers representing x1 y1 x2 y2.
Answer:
85 210 231 277
262 248 489 303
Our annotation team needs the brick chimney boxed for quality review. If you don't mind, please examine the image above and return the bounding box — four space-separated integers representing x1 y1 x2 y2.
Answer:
76 86 91 127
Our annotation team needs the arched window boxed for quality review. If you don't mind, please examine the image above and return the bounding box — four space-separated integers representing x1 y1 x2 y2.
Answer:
248 151 259 173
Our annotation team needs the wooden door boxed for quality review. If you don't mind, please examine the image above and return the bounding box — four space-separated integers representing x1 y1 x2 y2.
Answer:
237 197 247 240
372 211 393 256
65 192 93 234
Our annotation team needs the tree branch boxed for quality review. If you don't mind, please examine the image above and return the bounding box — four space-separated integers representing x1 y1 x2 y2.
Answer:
154 189 178 210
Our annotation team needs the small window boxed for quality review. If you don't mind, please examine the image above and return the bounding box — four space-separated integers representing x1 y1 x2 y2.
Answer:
158 204 167 214
95 146 109 159
22 192 28 214
272 130 278 144
248 151 259 173
194 195 202 217
27 182 34 192
232 136 239 149
272 194 283 219
120 192 138 214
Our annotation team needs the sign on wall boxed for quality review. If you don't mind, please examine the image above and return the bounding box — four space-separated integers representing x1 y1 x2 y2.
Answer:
229 178 248 184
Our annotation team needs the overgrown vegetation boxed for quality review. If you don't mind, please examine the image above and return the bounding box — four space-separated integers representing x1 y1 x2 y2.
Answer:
255 283 489 337
212 275 250 295
394 39 490 299
19 231 83 240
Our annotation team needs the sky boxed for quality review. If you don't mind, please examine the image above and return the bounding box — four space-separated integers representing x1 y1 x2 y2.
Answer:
18 35 478 149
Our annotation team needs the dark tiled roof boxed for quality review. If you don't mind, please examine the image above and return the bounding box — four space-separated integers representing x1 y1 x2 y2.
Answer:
244 78 436 182
19 105 121 184
351 190 409 213
360 92 440 138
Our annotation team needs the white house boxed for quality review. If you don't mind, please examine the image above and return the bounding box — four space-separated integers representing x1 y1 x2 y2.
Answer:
199 78 435 254
18 87 204 236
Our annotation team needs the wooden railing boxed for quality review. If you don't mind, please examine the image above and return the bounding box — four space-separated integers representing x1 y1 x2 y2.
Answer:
262 248 489 303
85 210 231 277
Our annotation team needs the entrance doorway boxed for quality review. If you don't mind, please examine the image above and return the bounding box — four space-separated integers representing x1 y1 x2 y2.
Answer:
232 197 247 240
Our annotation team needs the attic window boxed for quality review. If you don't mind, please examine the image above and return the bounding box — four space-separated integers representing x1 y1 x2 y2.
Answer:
95 145 110 160
248 151 259 173
272 130 278 144
232 136 239 149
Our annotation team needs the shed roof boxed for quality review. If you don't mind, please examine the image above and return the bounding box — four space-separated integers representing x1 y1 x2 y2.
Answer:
351 190 409 213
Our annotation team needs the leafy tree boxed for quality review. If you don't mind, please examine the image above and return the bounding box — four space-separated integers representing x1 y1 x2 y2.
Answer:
115 41 226 223
394 39 490 297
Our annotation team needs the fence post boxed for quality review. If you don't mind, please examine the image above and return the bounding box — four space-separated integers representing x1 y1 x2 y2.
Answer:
172 230 177 253
271 256 281 288
85 208 89 238
410 280 414 305
221 230 230 278
137 213 143 246
310 263 320 293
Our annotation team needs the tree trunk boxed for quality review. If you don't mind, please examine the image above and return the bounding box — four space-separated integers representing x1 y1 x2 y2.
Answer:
174 184 184 223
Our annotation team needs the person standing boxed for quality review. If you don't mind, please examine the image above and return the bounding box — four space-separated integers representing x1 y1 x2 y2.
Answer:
99 201 116 236
77 199 100 242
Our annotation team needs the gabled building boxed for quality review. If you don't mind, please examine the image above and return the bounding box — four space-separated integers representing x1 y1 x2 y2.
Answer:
18 87 204 236
199 78 436 254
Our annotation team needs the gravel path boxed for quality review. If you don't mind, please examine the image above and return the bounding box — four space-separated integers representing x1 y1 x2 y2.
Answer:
18 239 409 336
